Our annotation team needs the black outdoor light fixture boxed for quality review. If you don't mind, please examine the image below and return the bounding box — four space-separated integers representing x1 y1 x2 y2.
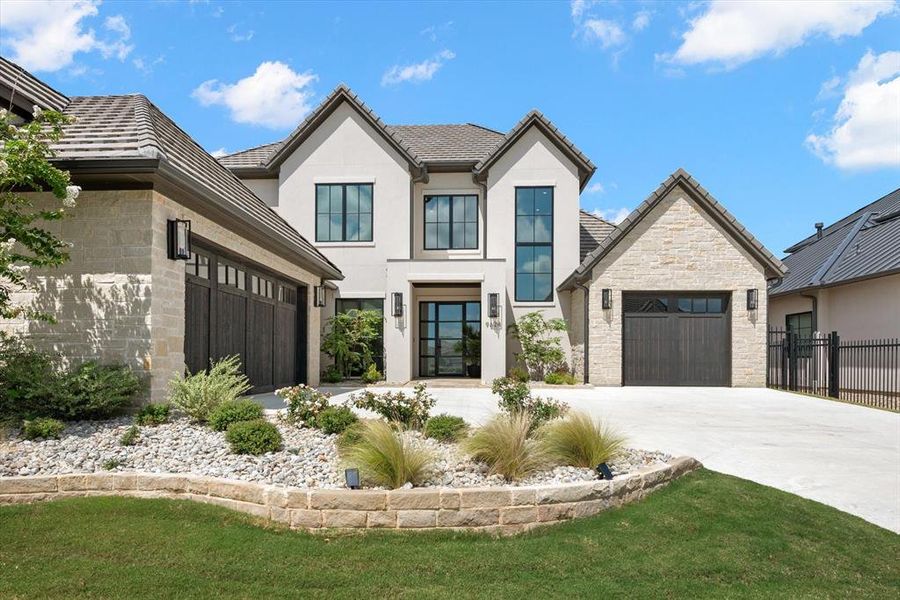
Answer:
596 462 613 481
391 292 403 317
746 288 758 311
313 285 326 307
488 293 500 319
601 288 612 310
344 468 361 490
166 219 191 260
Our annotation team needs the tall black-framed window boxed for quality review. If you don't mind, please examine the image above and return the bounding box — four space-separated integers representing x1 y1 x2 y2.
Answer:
315 183 373 242
515 186 553 302
335 298 384 374
424 195 478 249
786 311 814 358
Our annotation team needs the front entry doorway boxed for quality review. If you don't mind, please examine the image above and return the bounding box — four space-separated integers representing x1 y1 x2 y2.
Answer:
419 301 481 377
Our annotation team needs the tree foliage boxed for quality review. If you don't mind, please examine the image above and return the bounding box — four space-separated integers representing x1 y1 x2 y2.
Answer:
0 106 79 320
321 309 383 376
508 311 568 379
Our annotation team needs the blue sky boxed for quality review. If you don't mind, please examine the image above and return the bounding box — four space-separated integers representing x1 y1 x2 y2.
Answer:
2 0 898 254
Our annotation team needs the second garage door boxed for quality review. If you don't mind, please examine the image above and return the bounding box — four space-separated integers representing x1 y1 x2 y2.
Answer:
622 292 731 386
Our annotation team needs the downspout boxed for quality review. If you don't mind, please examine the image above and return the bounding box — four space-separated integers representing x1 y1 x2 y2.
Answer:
575 278 590 384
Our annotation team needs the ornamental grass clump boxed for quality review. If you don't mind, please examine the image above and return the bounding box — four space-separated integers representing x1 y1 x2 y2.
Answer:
463 412 551 482
168 356 251 423
342 420 435 489
542 411 626 468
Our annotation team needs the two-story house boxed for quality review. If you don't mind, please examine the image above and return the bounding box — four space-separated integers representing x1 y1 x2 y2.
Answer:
221 85 786 387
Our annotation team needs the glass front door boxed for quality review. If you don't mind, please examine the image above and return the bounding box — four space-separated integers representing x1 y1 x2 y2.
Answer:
419 301 481 377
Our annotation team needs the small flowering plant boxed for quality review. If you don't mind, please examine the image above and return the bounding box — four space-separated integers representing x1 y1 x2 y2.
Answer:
1 105 79 321
346 383 436 430
277 384 330 426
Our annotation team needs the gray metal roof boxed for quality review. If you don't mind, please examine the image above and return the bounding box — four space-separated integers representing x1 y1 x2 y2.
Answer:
579 210 616 261
0 56 68 113
769 187 900 296
385 124 504 163
560 169 786 290
50 94 341 279
217 141 281 169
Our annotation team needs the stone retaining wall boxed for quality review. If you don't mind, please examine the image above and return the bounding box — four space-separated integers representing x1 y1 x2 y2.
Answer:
0 457 701 535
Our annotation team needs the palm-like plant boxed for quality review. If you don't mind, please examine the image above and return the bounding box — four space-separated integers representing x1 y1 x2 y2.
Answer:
542 411 625 468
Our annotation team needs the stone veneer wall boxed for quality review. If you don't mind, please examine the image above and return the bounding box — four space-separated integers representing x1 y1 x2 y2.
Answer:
576 184 769 386
0 457 700 535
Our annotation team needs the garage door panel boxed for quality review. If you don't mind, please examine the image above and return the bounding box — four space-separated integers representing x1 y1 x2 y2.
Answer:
246 299 275 391
184 281 210 375
216 290 247 366
677 316 729 385
274 305 298 389
624 314 675 385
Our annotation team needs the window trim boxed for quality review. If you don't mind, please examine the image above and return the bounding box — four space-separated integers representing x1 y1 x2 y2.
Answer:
315 183 374 243
423 194 479 250
514 186 554 303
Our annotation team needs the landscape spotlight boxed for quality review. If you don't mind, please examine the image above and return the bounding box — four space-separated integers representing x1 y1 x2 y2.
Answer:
344 468 361 490
596 462 613 480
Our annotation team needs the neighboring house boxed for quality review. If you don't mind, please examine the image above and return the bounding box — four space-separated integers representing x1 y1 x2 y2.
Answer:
768 188 900 341
221 87 786 387
0 57 342 402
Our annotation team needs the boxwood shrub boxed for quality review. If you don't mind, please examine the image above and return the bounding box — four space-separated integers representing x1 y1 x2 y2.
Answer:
225 419 283 455
23 417 65 440
208 399 264 432
424 414 469 442
315 406 357 435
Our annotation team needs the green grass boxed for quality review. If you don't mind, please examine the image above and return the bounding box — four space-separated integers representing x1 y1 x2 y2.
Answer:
0 470 897 599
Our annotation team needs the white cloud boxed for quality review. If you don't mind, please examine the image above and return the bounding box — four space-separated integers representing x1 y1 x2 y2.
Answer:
663 1 896 69
192 61 318 129
584 182 606 195
381 50 455 86
632 10 652 32
817 74 842 100
582 19 627 49
133 55 165 75
0 0 133 72
210 148 229 158
806 50 900 170
593 207 631 224
227 23 254 42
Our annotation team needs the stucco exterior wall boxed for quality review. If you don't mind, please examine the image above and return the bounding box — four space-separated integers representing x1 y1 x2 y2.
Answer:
768 274 900 340
243 179 279 208
581 184 769 386
485 127 582 372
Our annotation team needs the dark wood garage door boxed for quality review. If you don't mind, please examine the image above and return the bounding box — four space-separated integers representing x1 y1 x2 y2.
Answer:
622 293 731 386
184 246 307 393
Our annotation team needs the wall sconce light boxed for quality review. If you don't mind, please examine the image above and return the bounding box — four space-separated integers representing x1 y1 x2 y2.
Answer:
166 219 191 260
313 285 326 307
596 462 613 480
344 468 360 490
746 288 758 311
601 288 612 310
488 293 499 319
391 292 403 317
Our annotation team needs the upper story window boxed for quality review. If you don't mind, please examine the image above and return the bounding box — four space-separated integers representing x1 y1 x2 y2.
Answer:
424 195 478 250
316 183 373 242
515 187 553 302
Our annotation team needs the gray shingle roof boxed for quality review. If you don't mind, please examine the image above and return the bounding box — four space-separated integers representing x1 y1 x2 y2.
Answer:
560 169 786 290
217 141 282 169
769 187 900 296
0 56 68 113
579 210 616 261
385 124 504 163
50 94 341 279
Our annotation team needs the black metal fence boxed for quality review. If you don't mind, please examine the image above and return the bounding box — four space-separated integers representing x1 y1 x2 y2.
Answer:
767 327 899 411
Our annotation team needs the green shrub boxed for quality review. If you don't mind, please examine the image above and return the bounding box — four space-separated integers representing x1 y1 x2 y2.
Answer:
120 424 140 447
277 385 330 426
168 356 251 423
424 414 469 442
347 383 435 429
361 363 382 384
463 412 550 482
321 309 383 377
491 376 568 429
135 403 170 426
22 417 65 440
315 406 358 435
342 420 434 489
208 399 264 432
544 371 577 385
0 335 142 422
507 367 529 382
322 365 343 384
225 419 283 455
508 311 568 379
102 458 124 470
542 411 626 468
336 420 366 452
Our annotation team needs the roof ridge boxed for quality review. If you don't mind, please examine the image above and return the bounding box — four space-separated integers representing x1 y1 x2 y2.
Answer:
810 212 873 286
219 140 282 159
131 95 168 160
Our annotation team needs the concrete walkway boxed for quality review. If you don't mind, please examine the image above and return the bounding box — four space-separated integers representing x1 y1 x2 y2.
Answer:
254 386 900 532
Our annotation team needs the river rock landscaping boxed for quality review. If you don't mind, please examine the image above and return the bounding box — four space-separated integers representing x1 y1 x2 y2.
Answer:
0 415 672 489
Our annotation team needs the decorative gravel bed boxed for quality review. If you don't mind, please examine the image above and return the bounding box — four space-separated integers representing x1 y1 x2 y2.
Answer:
0 416 673 489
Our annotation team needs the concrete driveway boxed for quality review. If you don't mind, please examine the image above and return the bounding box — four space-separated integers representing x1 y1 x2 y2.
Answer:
255 385 900 532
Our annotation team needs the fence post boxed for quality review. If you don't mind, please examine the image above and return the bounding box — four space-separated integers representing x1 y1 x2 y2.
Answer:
828 331 840 398
780 336 789 389
788 332 799 391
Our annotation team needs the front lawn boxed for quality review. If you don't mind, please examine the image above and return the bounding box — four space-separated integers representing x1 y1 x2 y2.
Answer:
1 469 897 598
